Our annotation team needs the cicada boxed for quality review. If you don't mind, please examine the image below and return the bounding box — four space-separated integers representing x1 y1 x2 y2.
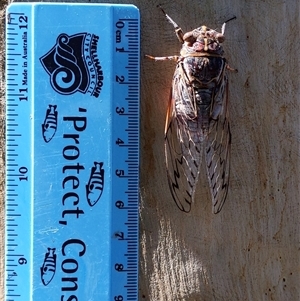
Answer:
146 6 236 213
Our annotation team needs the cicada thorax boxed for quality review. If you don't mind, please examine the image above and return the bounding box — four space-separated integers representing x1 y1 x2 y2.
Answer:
174 38 227 142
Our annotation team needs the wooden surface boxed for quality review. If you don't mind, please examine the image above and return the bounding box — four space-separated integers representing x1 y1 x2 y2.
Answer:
0 0 299 300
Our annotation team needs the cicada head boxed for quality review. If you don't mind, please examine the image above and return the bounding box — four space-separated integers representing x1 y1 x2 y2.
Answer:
180 15 236 57
194 26 225 42
182 26 225 56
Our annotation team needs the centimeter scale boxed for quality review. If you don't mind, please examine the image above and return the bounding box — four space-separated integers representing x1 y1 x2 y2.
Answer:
5 3 140 301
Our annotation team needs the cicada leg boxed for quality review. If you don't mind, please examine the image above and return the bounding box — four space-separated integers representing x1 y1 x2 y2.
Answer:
145 55 179 62
226 64 238 72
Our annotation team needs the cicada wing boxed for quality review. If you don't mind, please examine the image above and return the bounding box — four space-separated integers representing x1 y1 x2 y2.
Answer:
165 66 203 213
205 75 231 213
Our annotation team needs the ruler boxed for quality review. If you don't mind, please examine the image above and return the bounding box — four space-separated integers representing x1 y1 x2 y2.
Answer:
5 3 139 301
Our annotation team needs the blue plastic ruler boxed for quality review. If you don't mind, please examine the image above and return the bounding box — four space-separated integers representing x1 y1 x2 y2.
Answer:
5 3 140 301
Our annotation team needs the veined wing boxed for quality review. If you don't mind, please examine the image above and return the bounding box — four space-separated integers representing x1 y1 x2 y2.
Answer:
165 63 203 213
205 73 231 213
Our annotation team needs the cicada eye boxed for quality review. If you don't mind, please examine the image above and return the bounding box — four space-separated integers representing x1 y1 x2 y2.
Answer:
190 28 200 39
183 31 196 43
216 33 225 43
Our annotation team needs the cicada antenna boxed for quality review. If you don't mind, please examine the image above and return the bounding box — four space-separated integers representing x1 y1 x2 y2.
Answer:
157 4 184 43
221 16 236 35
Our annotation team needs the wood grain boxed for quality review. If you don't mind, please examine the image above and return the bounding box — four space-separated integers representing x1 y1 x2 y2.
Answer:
1 0 299 300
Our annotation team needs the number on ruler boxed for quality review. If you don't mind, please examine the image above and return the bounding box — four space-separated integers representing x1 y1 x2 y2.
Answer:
114 231 124 240
19 15 28 29
18 257 27 265
116 75 125 83
116 107 125 115
19 88 28 101
114 263 124 271
115 200 124 209
115 169 124 177
7 272 17 280
19 166 28 181
116 138 124 145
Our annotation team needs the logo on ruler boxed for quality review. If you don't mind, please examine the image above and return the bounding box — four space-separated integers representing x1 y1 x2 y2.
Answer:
42 105 58 143
86 162 105 207
40 248 57 286
40 33 104 97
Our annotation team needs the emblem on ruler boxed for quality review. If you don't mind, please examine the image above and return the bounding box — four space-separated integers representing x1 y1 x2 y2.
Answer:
40 248 57 286
40 33 104 97
86 161 105 207
42 104 58 142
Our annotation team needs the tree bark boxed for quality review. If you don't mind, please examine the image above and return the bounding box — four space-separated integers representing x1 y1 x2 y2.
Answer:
0 0 299 300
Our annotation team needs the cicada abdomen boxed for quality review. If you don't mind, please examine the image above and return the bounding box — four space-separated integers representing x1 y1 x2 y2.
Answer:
146 6 236 213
